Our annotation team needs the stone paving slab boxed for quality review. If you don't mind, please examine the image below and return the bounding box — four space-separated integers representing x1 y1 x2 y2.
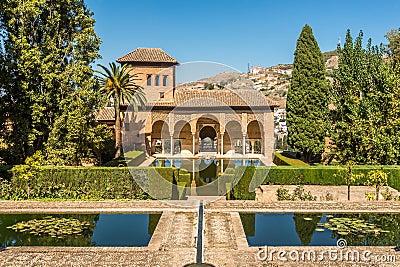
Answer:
204 246 399 267
205 200 400 213
0 247 196 267
0 200 199 214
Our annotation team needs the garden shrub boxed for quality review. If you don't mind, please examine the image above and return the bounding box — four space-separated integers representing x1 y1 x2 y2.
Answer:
0 166 188 200
231 166 400 200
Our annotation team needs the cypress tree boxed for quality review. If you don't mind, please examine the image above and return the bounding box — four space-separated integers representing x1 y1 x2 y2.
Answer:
286 24 329 163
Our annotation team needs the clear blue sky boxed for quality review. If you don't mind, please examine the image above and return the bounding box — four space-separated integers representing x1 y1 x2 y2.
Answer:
87 0 400 72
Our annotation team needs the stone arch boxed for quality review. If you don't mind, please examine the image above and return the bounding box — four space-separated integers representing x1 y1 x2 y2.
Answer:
174 120 192 154
199 126 217 152
224 120 243 154
247 120 263 154
151 120 170 154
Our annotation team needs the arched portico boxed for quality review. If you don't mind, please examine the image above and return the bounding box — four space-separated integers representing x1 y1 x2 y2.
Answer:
147 111 270 158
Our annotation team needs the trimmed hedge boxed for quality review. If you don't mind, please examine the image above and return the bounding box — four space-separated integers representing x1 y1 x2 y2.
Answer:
0 166 189 200
273 152 309 166
232 166 400 200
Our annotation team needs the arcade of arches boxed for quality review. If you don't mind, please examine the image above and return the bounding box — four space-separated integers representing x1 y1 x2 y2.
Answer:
146 112 274 159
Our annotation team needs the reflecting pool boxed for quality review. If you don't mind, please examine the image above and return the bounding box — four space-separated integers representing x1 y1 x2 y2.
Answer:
0 213 161 247
241 213 400 246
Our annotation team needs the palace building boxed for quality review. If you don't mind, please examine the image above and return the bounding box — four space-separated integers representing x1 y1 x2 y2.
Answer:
97 48 278 164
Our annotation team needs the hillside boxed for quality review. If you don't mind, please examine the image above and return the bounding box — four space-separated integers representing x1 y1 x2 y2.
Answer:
176 51 339 108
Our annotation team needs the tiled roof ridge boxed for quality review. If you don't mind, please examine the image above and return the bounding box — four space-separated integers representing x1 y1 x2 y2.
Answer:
116 48 179 64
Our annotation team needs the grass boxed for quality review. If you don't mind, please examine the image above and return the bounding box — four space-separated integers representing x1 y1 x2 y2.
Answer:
274 152 309 166
102 150 145 167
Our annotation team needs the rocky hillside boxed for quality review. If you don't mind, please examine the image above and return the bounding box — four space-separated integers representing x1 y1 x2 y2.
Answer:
176 50 338 108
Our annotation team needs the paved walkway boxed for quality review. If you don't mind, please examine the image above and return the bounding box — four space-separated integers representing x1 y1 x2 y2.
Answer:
1 200 400 266
256 185 399 201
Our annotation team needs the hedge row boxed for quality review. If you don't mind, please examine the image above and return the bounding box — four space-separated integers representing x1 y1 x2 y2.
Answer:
232 166 400 200
0 166 189 200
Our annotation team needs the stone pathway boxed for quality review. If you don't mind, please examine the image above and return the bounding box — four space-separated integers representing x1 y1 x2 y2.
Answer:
205 200 400 213
256 185 399 202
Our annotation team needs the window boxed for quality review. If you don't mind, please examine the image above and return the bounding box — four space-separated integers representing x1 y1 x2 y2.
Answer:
124 122 130 131
147 75 152 86
163 75 168 86
159 92 165 99
155 75 160 86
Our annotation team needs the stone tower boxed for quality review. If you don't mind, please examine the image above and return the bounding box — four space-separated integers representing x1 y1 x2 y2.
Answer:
116 48 179 102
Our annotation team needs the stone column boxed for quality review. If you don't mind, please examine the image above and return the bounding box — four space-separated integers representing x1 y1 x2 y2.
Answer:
161 139 165 154
242 134 246 155
251 140 254 154
170 135 174 156
192 133 196 156
220 133 224 155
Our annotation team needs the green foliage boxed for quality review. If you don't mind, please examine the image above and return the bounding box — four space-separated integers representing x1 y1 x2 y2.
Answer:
46 89 113 166
330 30 400 165
365 170 389 200
274 152 309 166
11 151 45 198
95 63 146 159
230 166 400 200
204 83 215 90
8 216 91 238
0 0 101 164
334 160 365 200
0 166 188 200
286 25 329 162
0 165 12 181
232 166 256 200
276 187 291 200
276 185 317 201
385 28 400 70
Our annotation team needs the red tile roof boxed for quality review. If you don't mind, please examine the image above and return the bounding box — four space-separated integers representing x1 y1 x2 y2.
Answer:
116 48 179 64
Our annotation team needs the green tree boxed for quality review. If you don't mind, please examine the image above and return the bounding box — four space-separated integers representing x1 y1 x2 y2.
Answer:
45 88 113 166
385 28 400 70
0 0 101 163
286 25 329 163
330 30 400 164
96 63 146 159
11 151 45 199
365 170 388 201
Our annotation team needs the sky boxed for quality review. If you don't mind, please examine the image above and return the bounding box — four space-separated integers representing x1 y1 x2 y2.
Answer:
87 0 400 74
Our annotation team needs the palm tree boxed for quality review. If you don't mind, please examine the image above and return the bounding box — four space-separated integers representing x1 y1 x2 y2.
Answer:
95 63 146 159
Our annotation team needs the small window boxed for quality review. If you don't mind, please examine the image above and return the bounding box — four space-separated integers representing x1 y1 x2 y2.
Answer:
147 75 152 86
163 75 168 86
124 122 130 131
159 92 165 99
155 75 160 86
